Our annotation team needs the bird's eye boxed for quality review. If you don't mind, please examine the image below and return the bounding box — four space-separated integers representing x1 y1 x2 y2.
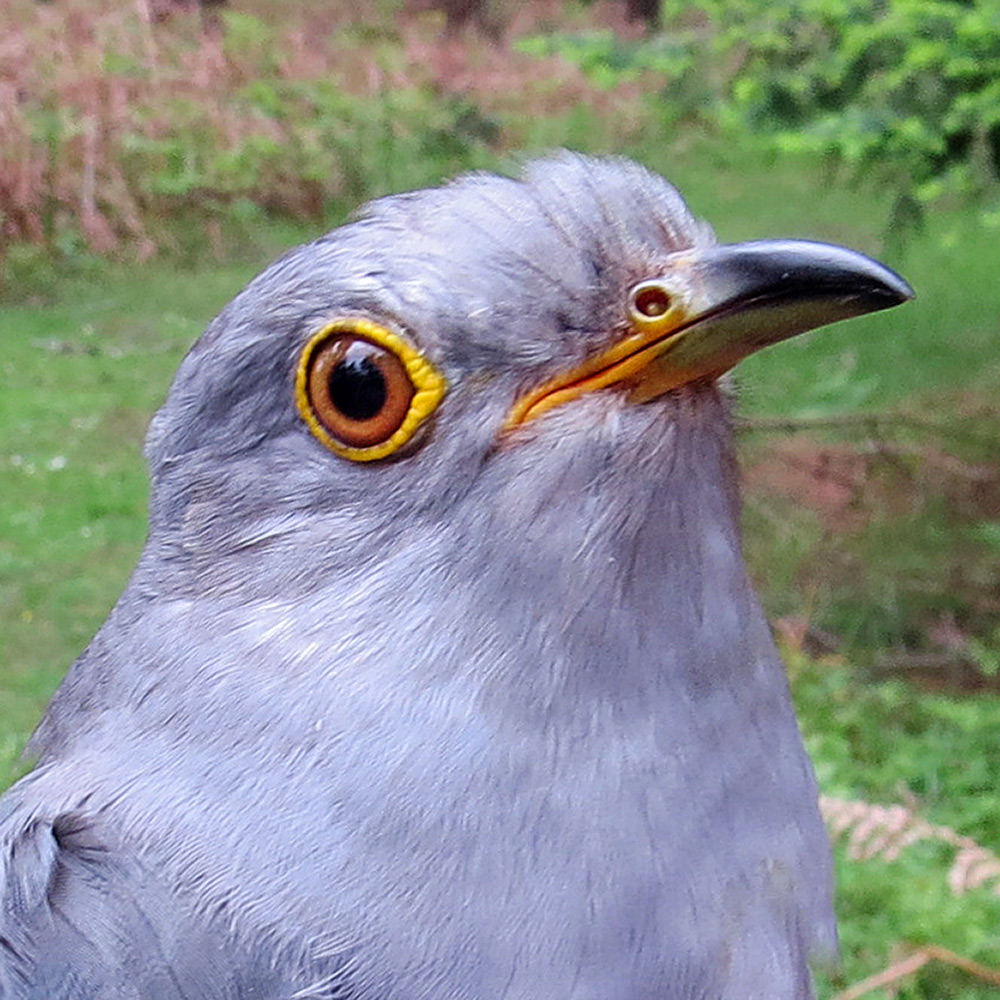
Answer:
309 336 412 447
629 282 673 321
296 318 447 462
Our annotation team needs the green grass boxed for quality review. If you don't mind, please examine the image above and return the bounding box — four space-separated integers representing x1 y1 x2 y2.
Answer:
3 149 1000 998
795 651 1000 999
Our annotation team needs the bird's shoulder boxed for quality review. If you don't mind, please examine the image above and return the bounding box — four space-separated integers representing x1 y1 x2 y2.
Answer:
0 777 284 1000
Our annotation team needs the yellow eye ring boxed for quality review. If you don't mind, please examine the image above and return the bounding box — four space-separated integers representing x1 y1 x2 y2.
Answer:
295 317 447 462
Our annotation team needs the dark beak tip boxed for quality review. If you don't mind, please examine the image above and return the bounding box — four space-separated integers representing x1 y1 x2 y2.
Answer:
864 279 915 313
801 242 915 311
874 268 915 307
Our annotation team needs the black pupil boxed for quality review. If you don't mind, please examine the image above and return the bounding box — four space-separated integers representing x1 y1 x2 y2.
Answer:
328 355 387 421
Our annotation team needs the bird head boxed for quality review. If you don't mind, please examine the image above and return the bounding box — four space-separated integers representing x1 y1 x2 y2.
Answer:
39 151 915 755
132 155 909 640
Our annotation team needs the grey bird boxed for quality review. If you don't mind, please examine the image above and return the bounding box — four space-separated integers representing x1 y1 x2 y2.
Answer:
0 154 912 999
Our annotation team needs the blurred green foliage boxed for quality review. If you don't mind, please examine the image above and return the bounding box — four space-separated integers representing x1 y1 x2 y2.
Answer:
704 0 1000 237
123 79 497 220
519 2 1000 240
515 28 697 92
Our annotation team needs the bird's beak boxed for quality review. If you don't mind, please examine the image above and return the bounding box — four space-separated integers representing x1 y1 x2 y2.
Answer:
505 239 914 427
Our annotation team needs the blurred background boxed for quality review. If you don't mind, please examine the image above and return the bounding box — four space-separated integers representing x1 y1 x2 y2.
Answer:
1 1 999 995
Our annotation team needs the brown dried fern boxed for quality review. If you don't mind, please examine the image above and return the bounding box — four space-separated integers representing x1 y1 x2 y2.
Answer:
822 797 1000 998
820 795 1000 896
830 945 1000 1000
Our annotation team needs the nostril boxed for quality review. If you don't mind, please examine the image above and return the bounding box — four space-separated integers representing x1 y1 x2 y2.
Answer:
630 282 672 320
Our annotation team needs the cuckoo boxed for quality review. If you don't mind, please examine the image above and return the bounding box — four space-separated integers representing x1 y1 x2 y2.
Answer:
0 154 912 999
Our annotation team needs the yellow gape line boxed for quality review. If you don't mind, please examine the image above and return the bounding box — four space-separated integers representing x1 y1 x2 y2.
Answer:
296 317 447 462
